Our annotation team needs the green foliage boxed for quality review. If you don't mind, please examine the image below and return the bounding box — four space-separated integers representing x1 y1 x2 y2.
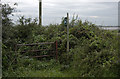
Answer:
2 4 15 47
2 4 15 26
2 4 119 77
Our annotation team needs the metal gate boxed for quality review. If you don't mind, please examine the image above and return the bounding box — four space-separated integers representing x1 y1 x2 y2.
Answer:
15 41 58 61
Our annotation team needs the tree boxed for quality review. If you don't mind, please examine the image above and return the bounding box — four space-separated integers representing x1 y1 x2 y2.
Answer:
2 4 15 26
2 3 16 45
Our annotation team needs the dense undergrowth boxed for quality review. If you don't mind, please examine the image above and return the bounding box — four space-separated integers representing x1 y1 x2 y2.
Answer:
2 18 119 77
2 3 120 77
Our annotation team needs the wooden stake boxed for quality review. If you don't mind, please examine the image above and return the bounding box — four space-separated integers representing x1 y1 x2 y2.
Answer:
39 0 42 26
67 13 69 52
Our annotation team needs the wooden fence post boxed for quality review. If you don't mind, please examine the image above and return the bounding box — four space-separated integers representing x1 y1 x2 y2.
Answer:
67 13 69 52
39 0 42 26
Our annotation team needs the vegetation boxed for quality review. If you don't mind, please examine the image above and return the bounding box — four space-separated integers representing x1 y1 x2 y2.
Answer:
2 3 120 77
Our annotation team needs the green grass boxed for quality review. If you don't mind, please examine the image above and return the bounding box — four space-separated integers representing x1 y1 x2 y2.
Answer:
10 59 75 77
24 68 71 77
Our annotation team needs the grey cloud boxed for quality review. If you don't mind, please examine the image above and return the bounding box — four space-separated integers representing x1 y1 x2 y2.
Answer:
42 2 118 25
2 0 118 26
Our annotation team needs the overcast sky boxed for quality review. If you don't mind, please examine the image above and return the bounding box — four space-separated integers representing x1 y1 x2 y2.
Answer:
1 0 119 26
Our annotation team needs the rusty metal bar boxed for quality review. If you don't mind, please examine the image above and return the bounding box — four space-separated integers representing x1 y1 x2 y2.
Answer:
17 42 54 46
21 50 55 53
31 55 54 58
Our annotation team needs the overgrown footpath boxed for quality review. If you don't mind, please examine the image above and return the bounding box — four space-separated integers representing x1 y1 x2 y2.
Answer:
2 3 120 77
